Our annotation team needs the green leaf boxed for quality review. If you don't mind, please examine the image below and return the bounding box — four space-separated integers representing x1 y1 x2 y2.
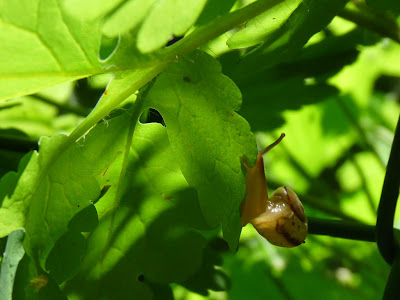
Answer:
102 0 180 39
137 0 208 53
233 0 349 73
64 0 206 42
0 229 25 300
45 205 98 284
0 97 59 139
0 0 103 100
0 0 160 101
0 110 134 269
146 51 258 250
12 254 67 300
195 0 236 27
89 0 159 37
180 240 231 295
227 0 302 49
64 120 214 298
68 64 166 144
0 0 286 102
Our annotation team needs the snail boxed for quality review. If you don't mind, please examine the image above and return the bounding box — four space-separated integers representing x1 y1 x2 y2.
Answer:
241 133 308 247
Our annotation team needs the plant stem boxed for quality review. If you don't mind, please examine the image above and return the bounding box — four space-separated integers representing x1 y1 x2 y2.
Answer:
376 114 400 265
383 253 400 299
308 217 376 242
159 0 284 59
101 78 157 274
67 65 166 144
338 6 400 44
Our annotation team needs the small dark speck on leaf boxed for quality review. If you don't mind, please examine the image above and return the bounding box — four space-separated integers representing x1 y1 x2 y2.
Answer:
77 205 80 208
104 90 108 95
183 76 191 83
138 274 145 282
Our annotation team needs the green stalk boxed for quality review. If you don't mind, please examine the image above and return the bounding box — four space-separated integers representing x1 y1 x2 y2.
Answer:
376 115 400 265
159 0 284 59
100 79 157 274
383 254 400 299
308 217 376 242
67 65 166 144
338 6 400 44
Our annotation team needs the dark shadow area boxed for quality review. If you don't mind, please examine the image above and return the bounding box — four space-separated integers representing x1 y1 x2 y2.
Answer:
62 123 227 299
219 29 373 132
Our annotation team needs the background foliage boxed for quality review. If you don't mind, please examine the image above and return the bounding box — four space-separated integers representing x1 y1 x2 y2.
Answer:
0 0 400 299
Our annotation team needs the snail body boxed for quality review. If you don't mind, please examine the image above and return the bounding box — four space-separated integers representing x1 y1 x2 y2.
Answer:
241 134 308 247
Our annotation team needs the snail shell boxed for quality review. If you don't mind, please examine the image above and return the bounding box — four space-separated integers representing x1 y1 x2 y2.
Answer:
250 186 308 247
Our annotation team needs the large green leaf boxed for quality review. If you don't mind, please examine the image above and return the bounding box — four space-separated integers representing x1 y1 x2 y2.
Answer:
195 0 236 26
65 0 208 46
137 0 207 53
230 0 349 74
0 111 132 269
12 254 67 300
0 0 103 100
145 51 258 250
227 0 302 49
0 0 159 101
63 119 223 299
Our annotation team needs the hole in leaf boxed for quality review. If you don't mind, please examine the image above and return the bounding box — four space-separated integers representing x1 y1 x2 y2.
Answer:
74 78 104 109
140 109 165 127
165 35 183 47
99 35 119 61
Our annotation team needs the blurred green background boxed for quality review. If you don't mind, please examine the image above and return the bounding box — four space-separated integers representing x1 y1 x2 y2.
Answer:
1 8 400 300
